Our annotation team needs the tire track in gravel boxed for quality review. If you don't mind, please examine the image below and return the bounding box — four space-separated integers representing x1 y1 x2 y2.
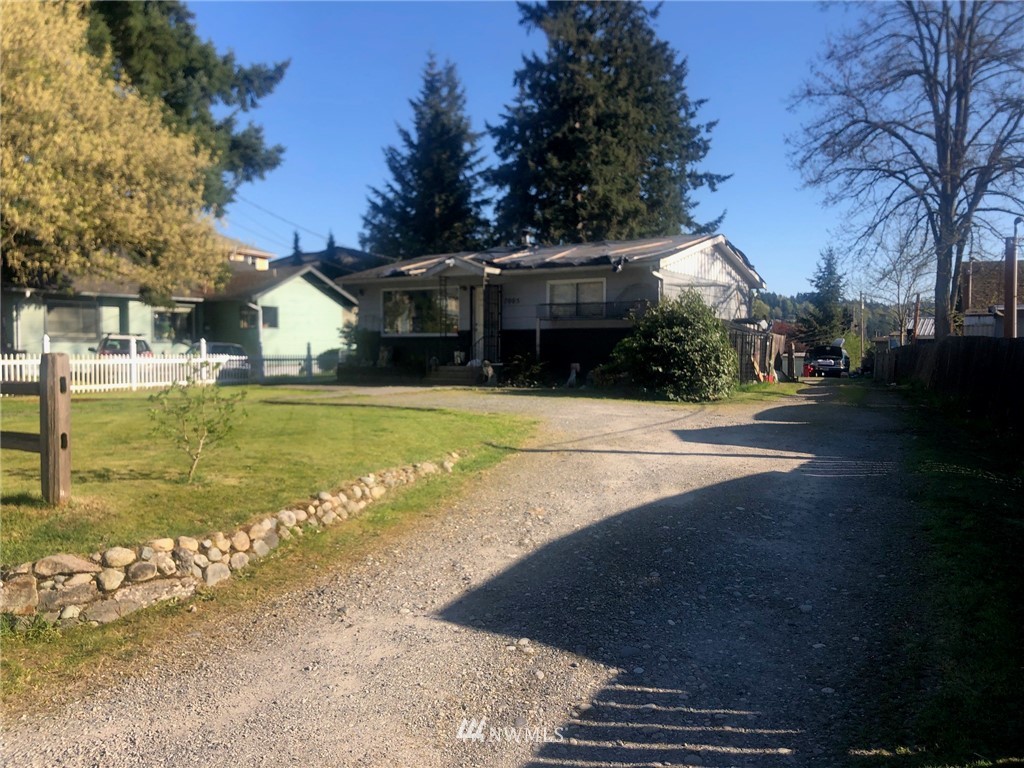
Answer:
3 383 920 768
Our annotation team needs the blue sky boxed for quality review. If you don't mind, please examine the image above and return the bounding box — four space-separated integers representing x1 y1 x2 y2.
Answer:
190 1 861 297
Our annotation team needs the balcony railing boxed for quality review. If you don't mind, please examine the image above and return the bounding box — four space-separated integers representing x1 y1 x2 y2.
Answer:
537 300 650 321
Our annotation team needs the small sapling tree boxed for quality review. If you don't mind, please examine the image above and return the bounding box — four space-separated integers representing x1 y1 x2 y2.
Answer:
149 377 246 483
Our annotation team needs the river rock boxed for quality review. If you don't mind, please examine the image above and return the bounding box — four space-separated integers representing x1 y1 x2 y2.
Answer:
97 568 126 592
172 547 195 576
210 532 231 552
153 553 177 577
177 536 200 552
370 486 387 500
277 510 296 527
64 573 95 588
263 530 280 550
204 563 230 586
147 538 175 553
229 552 250 571
34 554 102 577
127 562 157 582
38 582 98 611
101 548 136 573
230 530 250 552
0 575 38 615
251 539 270 558
206 546 224 562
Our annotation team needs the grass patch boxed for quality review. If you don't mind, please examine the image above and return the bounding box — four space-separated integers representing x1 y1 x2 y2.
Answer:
1 386 533 565
727 380 803 403
0 437 520 713
870 393 1024 765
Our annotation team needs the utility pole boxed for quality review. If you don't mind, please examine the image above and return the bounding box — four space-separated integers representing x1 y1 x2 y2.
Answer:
1006 217 1022 339
912 293 921 344
860 292 866 363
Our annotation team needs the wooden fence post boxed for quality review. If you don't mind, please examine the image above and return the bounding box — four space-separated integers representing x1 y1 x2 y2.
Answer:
39 353 71 505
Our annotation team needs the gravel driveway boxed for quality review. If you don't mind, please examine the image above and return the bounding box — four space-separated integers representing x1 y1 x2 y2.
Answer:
3 382 919 767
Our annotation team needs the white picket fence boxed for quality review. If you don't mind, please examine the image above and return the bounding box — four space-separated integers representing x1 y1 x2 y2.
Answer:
1 337 341 394
0 352 249 393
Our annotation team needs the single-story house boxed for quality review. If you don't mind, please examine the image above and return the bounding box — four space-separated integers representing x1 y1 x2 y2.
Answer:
338 234 765 374
199 261 357 358
961 258 1024 338
1 241 356 360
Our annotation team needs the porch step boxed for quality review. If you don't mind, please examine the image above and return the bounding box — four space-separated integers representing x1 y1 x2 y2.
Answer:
427 365 497 386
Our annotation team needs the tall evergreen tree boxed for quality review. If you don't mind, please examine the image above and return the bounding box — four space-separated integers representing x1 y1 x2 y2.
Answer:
360 55 490 259
326 231 337 252
86 1 289 215
490 1 728 245
796 248 853 345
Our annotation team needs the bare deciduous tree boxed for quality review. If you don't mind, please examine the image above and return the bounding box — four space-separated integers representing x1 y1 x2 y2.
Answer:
873 219 933 344
792 1 1024 339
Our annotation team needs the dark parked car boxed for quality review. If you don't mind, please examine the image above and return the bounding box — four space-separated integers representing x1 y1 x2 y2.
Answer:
805 344 850 378
186 341 248 358
185 341 251 382
89 334 152 356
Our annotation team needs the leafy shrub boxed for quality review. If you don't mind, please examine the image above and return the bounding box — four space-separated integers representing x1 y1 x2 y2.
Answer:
611 291 737 401
504 353 547 387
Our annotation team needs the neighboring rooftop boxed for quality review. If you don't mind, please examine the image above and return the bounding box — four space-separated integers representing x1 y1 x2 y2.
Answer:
274 246 393 281
339 234 763 287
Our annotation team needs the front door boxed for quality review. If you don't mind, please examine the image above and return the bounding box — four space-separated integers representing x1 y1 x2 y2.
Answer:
470 284 503 362
483 284 502 362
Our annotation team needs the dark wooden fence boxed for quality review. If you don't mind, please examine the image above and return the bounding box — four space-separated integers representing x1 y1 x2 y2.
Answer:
876 337 1024 432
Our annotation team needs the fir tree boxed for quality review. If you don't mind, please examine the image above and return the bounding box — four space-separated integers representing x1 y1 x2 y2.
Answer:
490 1 728 245
796 248 853 345
86 1 288 215
326 231 337 252
360 55 490 258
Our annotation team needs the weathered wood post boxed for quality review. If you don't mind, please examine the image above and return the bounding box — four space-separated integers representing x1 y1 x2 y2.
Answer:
40 352 71 504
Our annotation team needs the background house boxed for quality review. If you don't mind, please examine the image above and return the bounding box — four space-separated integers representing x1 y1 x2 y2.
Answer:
277 244 393 281
200 262 357 359
339 234 765 375
1 240 355 361
962 258 1024 338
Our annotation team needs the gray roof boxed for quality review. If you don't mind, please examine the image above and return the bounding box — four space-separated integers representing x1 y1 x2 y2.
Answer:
339 234 764 288
208 262 356 305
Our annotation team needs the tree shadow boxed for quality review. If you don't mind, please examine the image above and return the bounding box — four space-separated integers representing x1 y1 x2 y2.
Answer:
440 407 912 765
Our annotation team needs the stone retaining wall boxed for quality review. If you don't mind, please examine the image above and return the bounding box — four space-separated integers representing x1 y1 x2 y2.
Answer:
0 454 459 627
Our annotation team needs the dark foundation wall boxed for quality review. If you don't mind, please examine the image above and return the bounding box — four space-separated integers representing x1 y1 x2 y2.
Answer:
350 332 470 371
501 328 631 379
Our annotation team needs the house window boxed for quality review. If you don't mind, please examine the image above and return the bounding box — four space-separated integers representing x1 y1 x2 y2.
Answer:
382 288 459 335
45 301 99 338
262 306 279 328
240 307 258 329
153 305 193 343
547 279 605 319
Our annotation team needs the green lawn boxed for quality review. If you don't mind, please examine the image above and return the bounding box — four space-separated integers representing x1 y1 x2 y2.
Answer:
1 387 533 565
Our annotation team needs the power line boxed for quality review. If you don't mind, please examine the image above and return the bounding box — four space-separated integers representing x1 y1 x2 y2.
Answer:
235 194 328 241
229 207 296 243
224 221 291 251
